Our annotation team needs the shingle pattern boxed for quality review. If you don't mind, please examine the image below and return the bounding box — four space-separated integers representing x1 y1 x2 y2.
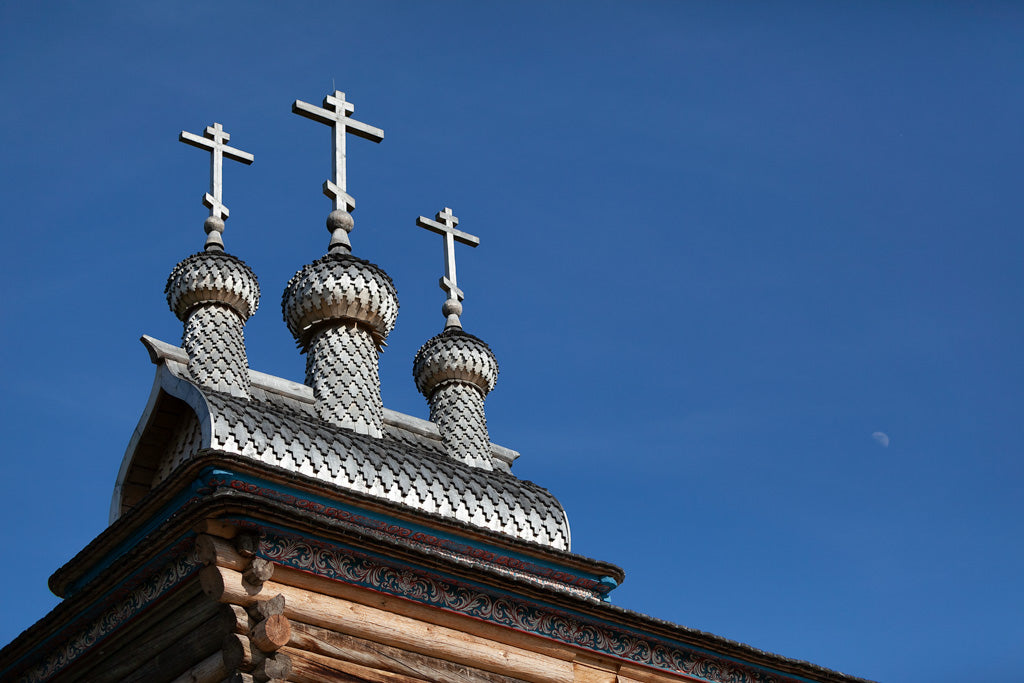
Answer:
429 382 492 469
165 251 260 398
281 253 399 349
166 251 260 322
281 252 399 435
413 329 499 468
236 383 516 472
183 305 252 396
413 329 498 397
201 389 569 549
305 322 385 437
153 409 201 484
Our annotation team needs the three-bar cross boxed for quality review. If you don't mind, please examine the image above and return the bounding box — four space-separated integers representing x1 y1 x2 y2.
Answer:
416 208 480 328
292 90 384 213
179 123 254 226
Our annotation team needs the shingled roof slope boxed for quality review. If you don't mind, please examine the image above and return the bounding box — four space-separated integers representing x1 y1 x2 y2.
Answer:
111 336 570 550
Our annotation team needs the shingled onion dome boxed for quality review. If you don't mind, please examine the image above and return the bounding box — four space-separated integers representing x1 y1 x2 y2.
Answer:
413 327 499 469
411 208 501 469
165 241 260 398
167 122 259 398
282 247 399 437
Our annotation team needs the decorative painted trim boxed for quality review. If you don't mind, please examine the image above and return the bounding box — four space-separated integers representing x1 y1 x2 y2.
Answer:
13 540 201 683
200 469 614 598
256 530 812 683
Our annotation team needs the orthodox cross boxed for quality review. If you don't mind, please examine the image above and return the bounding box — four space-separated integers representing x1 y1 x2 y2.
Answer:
292 90 384 213
179 123 254 228
416 207 480 328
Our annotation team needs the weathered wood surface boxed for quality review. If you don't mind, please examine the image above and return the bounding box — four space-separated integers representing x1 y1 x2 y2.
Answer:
198 537 573 667
222 632 255 671
193 518 240 540
288 619 531 683
250 593 286 620
226 603 251 634
271 562 582 664
243 557 275 587
168 651 229 683
195 545 692 683
283 645 429 683
252 613 291 651
253 651 293 681
200 565 574 683
197 534 249 571
53 581 221 683
119 609 229 683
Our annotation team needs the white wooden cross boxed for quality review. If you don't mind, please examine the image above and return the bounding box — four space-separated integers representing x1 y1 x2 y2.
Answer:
292 90 384 213
179 123 254 225
416 207 480 328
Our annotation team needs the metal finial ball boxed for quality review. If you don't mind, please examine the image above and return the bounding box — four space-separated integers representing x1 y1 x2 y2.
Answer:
204 216 225 235
327 209 355 234
442 298 463 318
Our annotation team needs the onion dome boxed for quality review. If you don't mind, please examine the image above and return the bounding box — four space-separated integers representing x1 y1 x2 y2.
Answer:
281 252 399 350
164 251 260 398
166 251 260 323
413 328 498 399
413 328 499 470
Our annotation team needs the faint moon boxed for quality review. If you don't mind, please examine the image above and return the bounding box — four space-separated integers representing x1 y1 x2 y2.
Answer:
872 431 890 447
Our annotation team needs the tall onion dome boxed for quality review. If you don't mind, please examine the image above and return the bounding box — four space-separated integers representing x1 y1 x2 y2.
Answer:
168 122 259 398
412 207 499 469
282 250 398 436
284 90 397 437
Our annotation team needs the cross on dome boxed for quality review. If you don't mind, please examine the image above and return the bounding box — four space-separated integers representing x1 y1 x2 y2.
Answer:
179 122 254 251
416 207 480 329
292 90 384 214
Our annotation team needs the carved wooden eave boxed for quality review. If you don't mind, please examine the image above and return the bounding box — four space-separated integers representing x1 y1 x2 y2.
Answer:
0 446 871 683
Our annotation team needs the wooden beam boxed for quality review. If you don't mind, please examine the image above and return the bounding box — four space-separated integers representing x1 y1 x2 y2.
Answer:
200 566 574 683
59 583 222 683
168 652 228 683
288 620 531 683
282 646 430 683
196 534 248 571
263 563 579 664
119 609 230 683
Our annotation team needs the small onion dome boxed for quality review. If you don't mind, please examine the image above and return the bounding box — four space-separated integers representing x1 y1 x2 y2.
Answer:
413 328 499 399
165 251 260 322
282 252 399 350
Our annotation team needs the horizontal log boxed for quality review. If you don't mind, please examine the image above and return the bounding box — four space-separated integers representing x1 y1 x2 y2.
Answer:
270 563 577 664
222 633 254 671
122 609 228 683
234 532 259 558
201 565 573 683
65 583 219 683
615 663 689 683
226 604 252 635
282 646 426 683
196 534 249 571
193 518 240 540
168 651 227 683
287 619 530 683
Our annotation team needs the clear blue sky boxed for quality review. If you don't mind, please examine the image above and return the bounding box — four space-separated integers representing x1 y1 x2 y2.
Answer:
2 3 1023 681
